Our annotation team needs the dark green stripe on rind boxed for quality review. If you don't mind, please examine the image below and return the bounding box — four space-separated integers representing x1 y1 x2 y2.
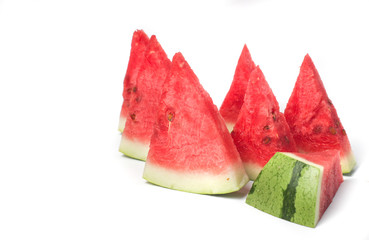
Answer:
246 152 321 228
281 161 306 221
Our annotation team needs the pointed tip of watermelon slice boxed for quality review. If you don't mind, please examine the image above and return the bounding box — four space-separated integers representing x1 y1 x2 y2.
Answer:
146 35 170 63
240 44 254 63
304 53 312 61
133 29 149 41
237 44 255 73
301 53 317 72
172 52 186 66
246 65 279 108
171 52 200 87
129 30 150 53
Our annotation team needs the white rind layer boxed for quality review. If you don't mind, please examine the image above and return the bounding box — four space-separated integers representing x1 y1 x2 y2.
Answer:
119 135 149 161
225 122 235 133
283 152 323 226
340 150 356 174
143 162 249 194
118 116 126 132
243 162 263 181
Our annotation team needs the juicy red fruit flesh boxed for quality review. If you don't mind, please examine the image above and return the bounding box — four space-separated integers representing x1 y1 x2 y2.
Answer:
284 54 354 173
231 66 297 176
119 30 149 124
147 52 243 174
220 44 256 127
121 35 171 145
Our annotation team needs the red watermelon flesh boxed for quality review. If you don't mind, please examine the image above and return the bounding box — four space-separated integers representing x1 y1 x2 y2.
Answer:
284 54 355 174
219 44 256 132
119 35 171 161
291 150 343 219
118 30 149 132
143 52 248 194
231 66 297 180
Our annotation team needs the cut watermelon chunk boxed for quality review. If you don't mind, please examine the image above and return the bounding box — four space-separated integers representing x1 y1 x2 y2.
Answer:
284 54 356 174
118 30 149 132
119 35 171 161
231 66 297 180
143 52 249 194
219 44 256 132
246 151 343 228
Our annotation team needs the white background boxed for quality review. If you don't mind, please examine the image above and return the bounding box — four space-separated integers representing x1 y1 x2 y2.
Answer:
1 0 369 239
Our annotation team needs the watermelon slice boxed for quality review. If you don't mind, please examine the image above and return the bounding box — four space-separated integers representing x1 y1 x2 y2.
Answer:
231 66 297 180
219 44 256 132
246 151 343 228
118 30 149 132
119 35 171 161
284 54 356 174
143 52 249 194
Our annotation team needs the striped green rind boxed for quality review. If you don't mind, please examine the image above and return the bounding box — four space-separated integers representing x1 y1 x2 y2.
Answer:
246 152 321 228
281 161 307 221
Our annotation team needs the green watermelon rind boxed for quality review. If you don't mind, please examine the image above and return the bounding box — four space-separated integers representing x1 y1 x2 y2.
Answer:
119 135 149 161
118 116 126 132
283 152 323 227
143 162 249 195
246 152 323 228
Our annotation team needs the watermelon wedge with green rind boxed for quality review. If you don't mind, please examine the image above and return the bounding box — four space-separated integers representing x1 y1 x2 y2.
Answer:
143 52 249 194
246 150 343 228
231 66 297 180
284 54 356 174
118 30 149 132
119 35 171 161
219 44 256 132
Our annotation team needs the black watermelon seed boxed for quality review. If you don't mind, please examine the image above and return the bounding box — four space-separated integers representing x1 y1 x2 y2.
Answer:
342 129 347 136
130 113 136 121
329 126 337 135
262 136 271 145
167 112 175 122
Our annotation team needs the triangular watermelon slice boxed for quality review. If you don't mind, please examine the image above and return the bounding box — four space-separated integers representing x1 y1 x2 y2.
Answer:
219 44 256 132
284 54 356 174
143 52 249 194
118 30 149 132
231 66 297 180
246 150 343 228
119 35 171 161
